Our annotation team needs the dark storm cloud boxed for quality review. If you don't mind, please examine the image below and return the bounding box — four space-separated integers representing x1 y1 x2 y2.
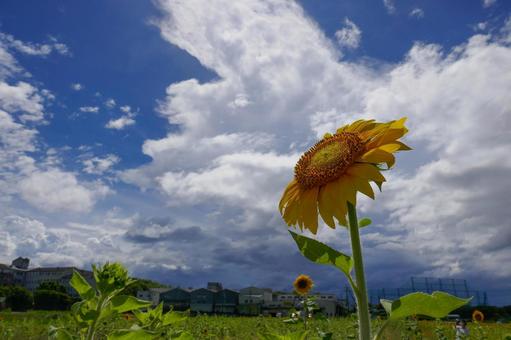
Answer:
124 216 205 244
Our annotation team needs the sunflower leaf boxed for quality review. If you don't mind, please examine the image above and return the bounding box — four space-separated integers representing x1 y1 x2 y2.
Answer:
358 218 372 228
380 291 471 320
289 231 353 277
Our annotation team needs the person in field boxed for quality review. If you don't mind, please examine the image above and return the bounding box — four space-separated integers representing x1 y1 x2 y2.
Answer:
455 319 469 339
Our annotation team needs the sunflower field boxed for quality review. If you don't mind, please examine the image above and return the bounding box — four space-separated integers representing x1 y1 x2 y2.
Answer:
1 311 511 340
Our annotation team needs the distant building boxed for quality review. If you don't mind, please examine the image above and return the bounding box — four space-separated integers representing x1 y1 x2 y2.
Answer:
312 293 339 317
0 258 94 297
214 289 239 315
238 286 273 315
191 288 215 314
160 287 192 311
207 282 223 292
0 264 25 286
137 287 171 307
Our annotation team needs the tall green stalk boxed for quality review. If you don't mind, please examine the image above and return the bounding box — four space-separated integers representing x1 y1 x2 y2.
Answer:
347 201 371 340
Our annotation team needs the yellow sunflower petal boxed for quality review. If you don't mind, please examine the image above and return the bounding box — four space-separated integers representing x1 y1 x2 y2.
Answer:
390 117 407 129
359 148 395 168
353 176 375 199
345 119 366 132
279 179 300 213
379 141 412 153
346 163 386 183
282 197 299 226
318 186 336 229
299 187 319 234
321 180 348 226
334 175 357 206
366 128 407 150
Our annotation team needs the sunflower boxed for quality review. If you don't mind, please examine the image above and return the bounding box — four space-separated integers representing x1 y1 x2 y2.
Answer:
294 274 314 295
279 118 410 234
472 309 484 322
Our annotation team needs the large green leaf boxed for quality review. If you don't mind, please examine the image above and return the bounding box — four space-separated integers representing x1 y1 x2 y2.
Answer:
108 328 154 340
48 326 76 340
381 291 471 320
162 311 187 326
289 231 353 276
110 295 152 314
70 270 95 300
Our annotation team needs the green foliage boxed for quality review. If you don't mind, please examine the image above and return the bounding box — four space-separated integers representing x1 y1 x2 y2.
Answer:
5 286 33 311
34 290 73 310
93 262 133 296
50 262 159 340
289 231 353 277
122 278 168 297
109 303 191 339
380 291 471 320
2 312 511 340
358 218 372 228
37 281 68 294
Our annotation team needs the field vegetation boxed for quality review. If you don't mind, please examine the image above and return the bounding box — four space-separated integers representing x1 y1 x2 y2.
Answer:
1 311 511 339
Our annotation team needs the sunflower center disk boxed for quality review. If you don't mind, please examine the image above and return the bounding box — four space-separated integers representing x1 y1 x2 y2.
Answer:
295 132 364 190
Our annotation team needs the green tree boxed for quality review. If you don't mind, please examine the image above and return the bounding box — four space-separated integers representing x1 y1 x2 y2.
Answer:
34 290 73 310
122 278 168 297
37 280 67 293
5 285 33 311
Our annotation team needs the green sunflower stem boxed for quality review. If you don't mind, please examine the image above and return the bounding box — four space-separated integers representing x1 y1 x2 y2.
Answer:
347 201 372 340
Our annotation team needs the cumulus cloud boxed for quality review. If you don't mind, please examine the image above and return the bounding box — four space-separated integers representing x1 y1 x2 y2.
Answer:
79 106 99 113
383 0 396 14
335 18 362 49
483 0 497 8
117 0 511 296
19 169 111 213
105 105 136 129
105 116 135 129
71 83 83 91
0 33 70 57
82 154 120 175
105 98 116 108
409 8 424 19
0 81 45 122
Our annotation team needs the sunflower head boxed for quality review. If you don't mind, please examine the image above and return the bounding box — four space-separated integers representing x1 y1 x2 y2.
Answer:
472 309 484 322
279 118 410 234
293 274 314 295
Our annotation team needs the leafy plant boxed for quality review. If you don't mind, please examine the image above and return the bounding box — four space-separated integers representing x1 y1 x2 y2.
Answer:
48 262 187 340
109 303 192 339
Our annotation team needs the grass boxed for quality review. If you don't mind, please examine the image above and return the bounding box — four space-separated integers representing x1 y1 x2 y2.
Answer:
1 311 511 339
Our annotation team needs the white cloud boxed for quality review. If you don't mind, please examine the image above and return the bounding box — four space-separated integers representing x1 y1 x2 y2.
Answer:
71 83 83 91
105 116 135 130
0 33 70 57
117 0 511 290
82 154 120 175
0 81 45 122
383 0 396 14
335 18 362 49
105 105 136 130
19 169 111 213
79 106 99 113
105 98 116 108
409 8 424 19
120 105 131 113
483 0 496 8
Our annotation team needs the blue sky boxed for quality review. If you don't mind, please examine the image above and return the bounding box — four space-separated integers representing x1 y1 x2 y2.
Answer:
0 0 510 305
